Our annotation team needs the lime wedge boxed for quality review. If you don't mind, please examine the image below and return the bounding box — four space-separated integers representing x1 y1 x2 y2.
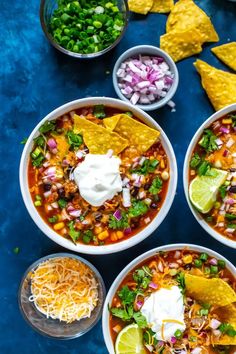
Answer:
189 168 228 213
115 324 146 354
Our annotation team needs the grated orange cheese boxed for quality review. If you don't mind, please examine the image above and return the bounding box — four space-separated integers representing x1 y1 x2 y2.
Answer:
29 257 98 323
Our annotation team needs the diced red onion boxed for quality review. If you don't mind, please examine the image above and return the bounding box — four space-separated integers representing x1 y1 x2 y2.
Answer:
51 148 58 155
158 261 164 273
170 336 177 344
133 175 142 187
47 138 57 150
62 159 69 166
191 348 202 354
45 152 51 160
122 177 130 186
113 209 122 221
210 319 221 329
213 329 221 337
124 227 132 235
51 202 58 209
139 191 146 199
169 262 179 269
43 161 50 168
174 251 181 259
158 341 164 347
136 301 143 310
61 208 71 220
226 138 235 148
149 282 158 290
145 344 154 352
209 258 218 265
225 198 235 205
122 188 131 207
220 126 230 134
215 138 223 146
69 209 81 218
43 191 51 198
223 149 229 157
167 100 176 109
130 92 140 105
144 216 150 224
226 228 235 233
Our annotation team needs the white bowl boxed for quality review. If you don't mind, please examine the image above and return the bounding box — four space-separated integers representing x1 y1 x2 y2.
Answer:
112 45 179 112
20 97 177 255
102 243 236 354
183 103 236 249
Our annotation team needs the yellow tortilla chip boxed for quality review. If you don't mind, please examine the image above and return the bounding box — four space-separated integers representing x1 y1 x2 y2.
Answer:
212 42 236 71
213 304 236 345
103 114 160 153
160 28 204 62
73 114 128 155
51 134 69 161
150 0 174 13
102 114 121 131
166 0 219 43
128 0 153 14
185 274 236 307
194 59 236 111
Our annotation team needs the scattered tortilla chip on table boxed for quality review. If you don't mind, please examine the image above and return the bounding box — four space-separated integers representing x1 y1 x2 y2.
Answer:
211 42 236 71
128 0 154 14
73 114 129 155
194 59 236 111
185 273 236 307
103 114 160 153
160 28 204 62
150 0 174 13
166 0 219 43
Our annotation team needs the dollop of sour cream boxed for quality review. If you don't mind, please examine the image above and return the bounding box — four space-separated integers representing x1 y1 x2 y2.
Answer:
141 286 186 341
73 154 122 207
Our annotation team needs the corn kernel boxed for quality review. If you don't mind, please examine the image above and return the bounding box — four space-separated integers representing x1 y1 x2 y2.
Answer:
53 222 65 231
94 226 102 235
98 230 109 241
183 255 192 264
160 159 165 169
222 118 232 124
214 201 221 209
217 215 225 222
110 232 118 242
116 231 124 239
161 171 169 181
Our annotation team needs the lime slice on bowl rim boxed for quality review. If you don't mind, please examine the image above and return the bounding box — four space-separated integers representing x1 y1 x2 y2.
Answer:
189 168 228 213
115 324 146 354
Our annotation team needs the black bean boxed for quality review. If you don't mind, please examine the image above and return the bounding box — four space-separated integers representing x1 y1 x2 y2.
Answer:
150 203 158 209
153 195 160 202
94 212 102 221
229 186 236 193
58 188 65 198
230 168 236 172
131 187 139 197
144 183 151 190
184 264 192 270
131 218 140 229
44 183 51 191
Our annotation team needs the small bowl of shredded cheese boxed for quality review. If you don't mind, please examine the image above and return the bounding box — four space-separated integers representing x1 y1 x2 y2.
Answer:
18 253 105 339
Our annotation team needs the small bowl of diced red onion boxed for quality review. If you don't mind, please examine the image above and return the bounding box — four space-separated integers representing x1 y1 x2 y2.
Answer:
113 45 179 111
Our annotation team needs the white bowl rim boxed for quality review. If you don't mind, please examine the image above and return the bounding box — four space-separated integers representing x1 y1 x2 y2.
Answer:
102 243 236 354
19 97 178 255
112 45 179 112
183 103 236 249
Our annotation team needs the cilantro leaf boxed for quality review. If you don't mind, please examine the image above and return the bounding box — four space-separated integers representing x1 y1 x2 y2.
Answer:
21 137 28 145
133 266 152 289
133 311 147 328
67 130 83 149
68 221 80 243
197 160 212 176
93 104 106 119
34 135 45 148
198 129 218 153
109 212 129 230
58 198 67 209
149 177 163 195
110 307 133 321
132 159 159 175
219 185 227 199
32 154 45 167
39 120 56 134
82 230 93 244
219 323 236 337
129 200 148 218
118 286 136 306
190 153 201 168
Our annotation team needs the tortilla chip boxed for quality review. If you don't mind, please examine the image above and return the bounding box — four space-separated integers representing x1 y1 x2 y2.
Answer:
213 304 236 345
194 59 236 111
150 0 174 13
185 274 236 307
160 28 204 62
166 0 219 43
73 114 128 155
212 42 236 71
103 114 160 153
103 114 121 131
128 0 153 14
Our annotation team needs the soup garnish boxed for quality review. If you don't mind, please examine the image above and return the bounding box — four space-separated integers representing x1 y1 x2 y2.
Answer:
29 257 98 323
109 249 236 353
189 111 236 242
28 106 169 246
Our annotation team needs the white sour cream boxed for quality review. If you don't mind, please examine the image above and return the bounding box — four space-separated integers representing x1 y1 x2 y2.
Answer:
141 286 186 341
73 154 122 207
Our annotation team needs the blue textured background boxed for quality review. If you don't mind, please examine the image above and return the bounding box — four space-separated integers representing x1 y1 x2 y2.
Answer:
1 1 236 353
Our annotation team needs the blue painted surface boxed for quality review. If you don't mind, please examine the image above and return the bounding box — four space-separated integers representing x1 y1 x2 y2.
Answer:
0 1 236 353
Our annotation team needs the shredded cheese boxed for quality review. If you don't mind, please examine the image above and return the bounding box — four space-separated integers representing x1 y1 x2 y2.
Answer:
29 257 99 323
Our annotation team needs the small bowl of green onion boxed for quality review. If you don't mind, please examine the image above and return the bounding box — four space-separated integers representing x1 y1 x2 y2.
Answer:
40 0 129 58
